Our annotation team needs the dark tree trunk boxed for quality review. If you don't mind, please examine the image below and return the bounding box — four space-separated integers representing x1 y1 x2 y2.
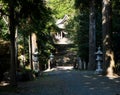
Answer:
29 33 33 70
9 1 17 86
23 33 26 65
102 0 115 75
88 0 96 70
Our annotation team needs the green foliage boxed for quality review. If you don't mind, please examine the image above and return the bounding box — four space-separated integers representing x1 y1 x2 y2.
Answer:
47 0 75 19
0 0 9 40
65 17 77 41
17 0 55 65
0 18 9 40
0 0 56 71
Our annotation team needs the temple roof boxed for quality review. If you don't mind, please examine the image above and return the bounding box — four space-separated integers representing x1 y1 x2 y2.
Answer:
56 15 69 29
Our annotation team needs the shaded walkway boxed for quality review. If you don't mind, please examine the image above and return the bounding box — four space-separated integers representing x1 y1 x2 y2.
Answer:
1 66 120 95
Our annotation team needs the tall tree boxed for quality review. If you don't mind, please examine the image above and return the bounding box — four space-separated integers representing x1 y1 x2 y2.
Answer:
0 0 53 86
0 1 15 84
112 0 120 73
75 0 97 70
8 0 17 86
102 0 115 76
88 0 96 70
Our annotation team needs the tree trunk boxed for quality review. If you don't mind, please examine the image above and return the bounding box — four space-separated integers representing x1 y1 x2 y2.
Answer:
29 33 33 70
23 34 26 65
31 33 39 71
88 0 96 70
32 33 38 53
9 1 17 86
15 26 18 68
102 0 115 76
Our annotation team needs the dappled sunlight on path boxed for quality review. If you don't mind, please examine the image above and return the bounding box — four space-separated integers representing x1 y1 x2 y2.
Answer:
1 66 120 95
44 66 73 72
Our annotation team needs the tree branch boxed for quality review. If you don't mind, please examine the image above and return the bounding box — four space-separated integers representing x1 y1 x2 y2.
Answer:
2 16 9 25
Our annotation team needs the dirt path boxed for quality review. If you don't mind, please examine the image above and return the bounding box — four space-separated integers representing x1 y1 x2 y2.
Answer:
1 66 120 95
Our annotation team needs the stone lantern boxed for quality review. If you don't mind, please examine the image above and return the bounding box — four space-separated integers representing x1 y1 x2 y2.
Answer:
48 53 54 69
95 46 103 74
32 49 39 74
50 53 54 65
50 53 54 61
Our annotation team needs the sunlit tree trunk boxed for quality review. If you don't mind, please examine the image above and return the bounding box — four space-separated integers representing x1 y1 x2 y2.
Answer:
15 26 18 69
31 33 39 71
29 33 33 70
102 0 115 76
32 33 38 53
29 33 38 70
88 0 96 70
9 1 17 86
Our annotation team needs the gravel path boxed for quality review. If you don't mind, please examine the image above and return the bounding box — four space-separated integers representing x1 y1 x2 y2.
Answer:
1 66 120 95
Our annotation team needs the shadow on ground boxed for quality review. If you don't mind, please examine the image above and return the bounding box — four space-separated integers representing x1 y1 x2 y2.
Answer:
0 66 120 95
